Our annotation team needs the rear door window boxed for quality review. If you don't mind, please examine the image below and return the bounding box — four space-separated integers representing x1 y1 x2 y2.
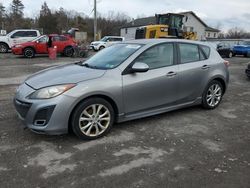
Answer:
25 31 37 37
200 45 210 58
179 43 200 63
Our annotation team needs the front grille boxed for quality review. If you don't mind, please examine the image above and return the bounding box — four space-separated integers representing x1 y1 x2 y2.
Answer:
14 99 32 119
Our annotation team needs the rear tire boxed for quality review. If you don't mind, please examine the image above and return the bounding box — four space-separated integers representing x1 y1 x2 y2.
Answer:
0 43 9 53
71 98 115 140
23 48 35 58
202 80 223 109
227 51 233 58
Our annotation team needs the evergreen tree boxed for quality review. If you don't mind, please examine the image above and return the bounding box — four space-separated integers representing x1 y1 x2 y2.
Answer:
38 2 58 34
10 0 25 28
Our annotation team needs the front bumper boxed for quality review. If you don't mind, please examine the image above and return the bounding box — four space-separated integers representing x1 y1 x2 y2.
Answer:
89 45 99 50
12 47 23 55
14 83 77 135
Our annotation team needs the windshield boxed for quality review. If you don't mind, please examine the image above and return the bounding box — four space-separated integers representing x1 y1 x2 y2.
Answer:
243 41 250 45
83 44 142 69
100 37 109 42
32 35 46 42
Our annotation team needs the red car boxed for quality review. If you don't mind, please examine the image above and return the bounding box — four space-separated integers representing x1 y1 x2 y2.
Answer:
12 34 77 58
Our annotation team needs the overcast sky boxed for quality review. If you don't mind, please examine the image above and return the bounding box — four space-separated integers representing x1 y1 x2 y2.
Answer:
2 0 250 32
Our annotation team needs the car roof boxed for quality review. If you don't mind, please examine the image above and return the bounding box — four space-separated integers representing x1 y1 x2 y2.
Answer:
124 39 211 46
104 36 124 38
14 29 38 31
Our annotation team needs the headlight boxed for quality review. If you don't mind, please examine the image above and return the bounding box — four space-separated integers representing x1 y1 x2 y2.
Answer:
28 84 76 99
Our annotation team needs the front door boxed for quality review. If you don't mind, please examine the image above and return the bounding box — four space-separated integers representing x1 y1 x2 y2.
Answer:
35 36 48 54
122 43 179 114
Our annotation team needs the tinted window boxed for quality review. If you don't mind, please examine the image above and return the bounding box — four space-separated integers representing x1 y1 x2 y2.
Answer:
52 36 60 41
179 43 200 63
11 31 26 38
200 45 210 58
114 38 123 41
136 43 174 69
60 36 68 41
25 31 37 37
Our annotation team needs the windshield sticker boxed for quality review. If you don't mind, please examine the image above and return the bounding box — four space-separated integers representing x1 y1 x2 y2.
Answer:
125 45 141 49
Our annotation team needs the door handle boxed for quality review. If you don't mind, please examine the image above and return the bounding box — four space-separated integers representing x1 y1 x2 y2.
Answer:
166 71 177 77
202 65 210 70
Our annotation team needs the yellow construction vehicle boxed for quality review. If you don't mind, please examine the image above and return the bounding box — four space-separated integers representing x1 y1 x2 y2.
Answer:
135 13 197 40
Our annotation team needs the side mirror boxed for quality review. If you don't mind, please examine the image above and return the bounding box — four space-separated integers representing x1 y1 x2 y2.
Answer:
217 45 223 49
131 62 149 73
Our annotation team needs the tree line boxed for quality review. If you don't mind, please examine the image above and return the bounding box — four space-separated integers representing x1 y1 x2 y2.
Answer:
0 0 130 41
0 0 250 40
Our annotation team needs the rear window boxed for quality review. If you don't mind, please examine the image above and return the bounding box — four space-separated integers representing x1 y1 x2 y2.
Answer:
25 31 37 37
200 45 210 58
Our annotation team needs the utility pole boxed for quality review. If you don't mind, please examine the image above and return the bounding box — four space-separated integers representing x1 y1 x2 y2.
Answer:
94 0 97 41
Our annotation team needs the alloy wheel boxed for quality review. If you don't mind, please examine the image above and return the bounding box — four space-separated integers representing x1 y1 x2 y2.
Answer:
79 104 111 137
0 44 8 53
24 49 34 58
206 84 222 107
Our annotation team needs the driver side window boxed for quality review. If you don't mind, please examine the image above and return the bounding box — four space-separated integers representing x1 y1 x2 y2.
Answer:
38 36 48 43
135 43 174 69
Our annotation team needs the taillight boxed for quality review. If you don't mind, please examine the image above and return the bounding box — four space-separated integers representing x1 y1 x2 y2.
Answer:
224 61 230 67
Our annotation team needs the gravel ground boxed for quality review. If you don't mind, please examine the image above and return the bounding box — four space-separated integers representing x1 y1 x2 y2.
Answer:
0 53 250 188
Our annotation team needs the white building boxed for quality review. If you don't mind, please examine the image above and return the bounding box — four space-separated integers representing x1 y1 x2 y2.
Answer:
120 11 220 41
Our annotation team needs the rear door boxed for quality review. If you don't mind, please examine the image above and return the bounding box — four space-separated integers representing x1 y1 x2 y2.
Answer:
177 43 210 103
22 31 38 42
122 43 179 114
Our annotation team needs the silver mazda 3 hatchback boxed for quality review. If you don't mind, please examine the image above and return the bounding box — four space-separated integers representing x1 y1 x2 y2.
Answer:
14 39 229 140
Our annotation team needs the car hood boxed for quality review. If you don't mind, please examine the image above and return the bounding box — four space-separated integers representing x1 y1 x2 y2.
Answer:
25 63 106 89
91 41 103 44
14 41 35 47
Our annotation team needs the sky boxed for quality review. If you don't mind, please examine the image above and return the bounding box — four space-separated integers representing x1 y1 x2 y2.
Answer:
1 0 250 32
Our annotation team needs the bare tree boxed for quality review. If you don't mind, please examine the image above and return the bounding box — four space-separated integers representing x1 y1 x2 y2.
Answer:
0 3 5 29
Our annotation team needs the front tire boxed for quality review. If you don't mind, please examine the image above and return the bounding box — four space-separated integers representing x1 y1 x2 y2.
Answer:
99 46 105 51
202 80 223 109
0 43 9 53
71 98 115 140
23 48 35 58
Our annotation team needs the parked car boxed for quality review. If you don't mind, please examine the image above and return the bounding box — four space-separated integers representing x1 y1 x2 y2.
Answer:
246 63 250 78
90 36 125 51
0 29 41 53
12 34 77 58
233 41 250 57
217 42 233 58
14 39 229 140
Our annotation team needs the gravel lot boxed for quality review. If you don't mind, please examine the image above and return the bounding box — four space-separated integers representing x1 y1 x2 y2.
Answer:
0 53 250 188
